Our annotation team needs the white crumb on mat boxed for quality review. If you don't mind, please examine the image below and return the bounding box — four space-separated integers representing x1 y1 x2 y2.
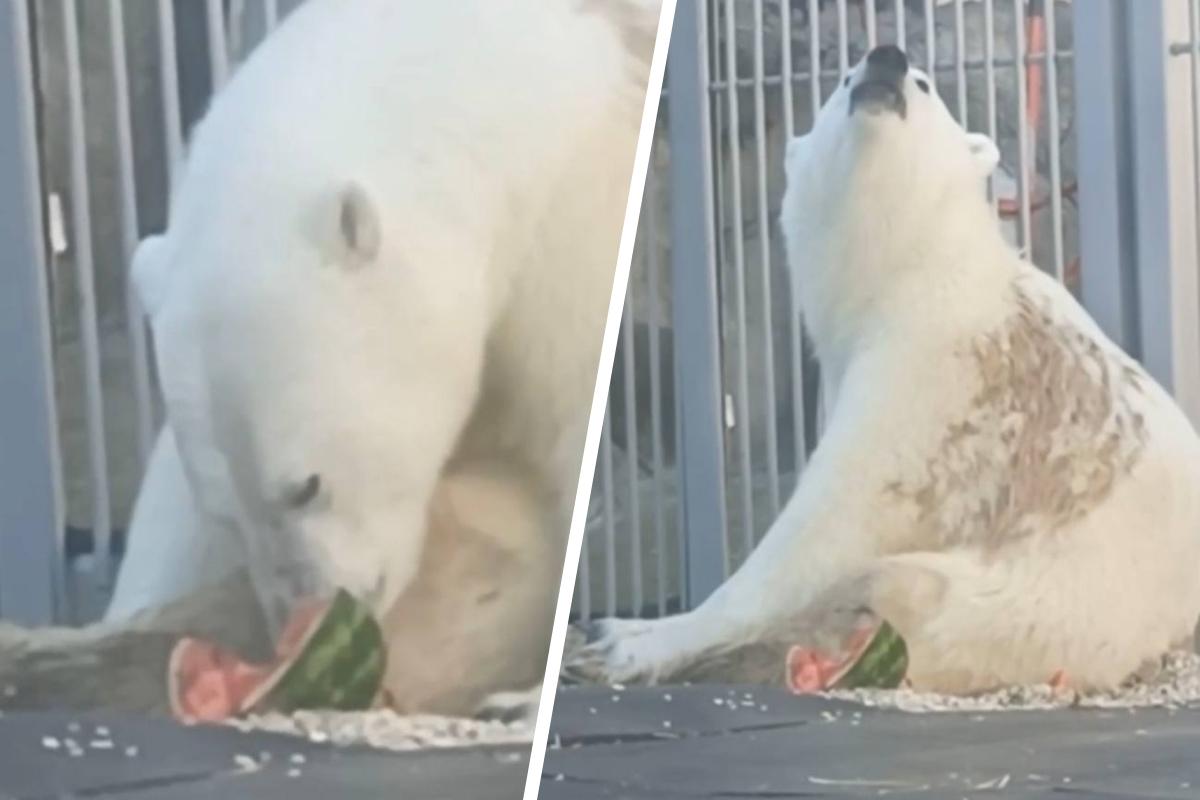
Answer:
224 710 532 752
825 651 1200 713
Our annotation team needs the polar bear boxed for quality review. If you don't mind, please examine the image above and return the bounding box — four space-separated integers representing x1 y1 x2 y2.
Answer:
565 44 1200 695
95 0 659 715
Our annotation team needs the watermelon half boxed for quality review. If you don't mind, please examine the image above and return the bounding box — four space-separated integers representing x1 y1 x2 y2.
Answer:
786 620 909 693
169 589 386 722
827 620 908 690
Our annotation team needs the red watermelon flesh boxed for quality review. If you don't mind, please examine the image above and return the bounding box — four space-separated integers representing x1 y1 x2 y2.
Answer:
168 596 335 723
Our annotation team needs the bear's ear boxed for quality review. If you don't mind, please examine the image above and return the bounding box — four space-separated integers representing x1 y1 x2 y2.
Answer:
130 233 172 319
333 181 381 267
965 132 1000 178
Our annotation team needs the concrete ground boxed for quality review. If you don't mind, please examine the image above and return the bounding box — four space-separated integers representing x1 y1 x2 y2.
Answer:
0 711 527 799
542 685 1200 799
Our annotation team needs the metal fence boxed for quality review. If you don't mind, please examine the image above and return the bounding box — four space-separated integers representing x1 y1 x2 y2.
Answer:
573 0 1200 622
0 0 306 624
3 0 1200 629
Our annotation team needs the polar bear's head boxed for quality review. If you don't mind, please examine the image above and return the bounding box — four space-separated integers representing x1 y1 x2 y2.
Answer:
780 45 1001 355
133 174 485 630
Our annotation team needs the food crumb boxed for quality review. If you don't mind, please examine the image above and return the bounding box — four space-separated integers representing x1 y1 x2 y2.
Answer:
233 754 260 773
224 710 532 753
825 651 1200 713
41 736 60 751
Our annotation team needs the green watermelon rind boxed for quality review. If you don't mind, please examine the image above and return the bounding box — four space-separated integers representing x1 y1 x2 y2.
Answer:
241 588 387 714
829 620 909 691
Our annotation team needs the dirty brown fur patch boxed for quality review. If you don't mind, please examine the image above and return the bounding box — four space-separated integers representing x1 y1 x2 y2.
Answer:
887 281 1148 553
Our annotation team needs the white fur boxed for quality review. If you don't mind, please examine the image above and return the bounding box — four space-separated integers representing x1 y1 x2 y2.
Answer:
107 0 656 706
571 53 1200 693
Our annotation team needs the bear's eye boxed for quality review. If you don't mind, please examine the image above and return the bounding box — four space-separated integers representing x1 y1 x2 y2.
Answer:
916 78 930 94
842 75 850 88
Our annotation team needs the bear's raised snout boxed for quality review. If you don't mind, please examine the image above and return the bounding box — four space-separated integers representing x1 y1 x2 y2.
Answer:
850 45 908 120
866 44 907 76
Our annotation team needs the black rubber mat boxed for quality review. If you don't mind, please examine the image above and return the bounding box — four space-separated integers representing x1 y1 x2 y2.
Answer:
542 685 1200 799
0 711 527 799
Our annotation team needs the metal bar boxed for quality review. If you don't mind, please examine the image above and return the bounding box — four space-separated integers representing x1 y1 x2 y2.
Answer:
62 0 115 589
752 0 779 519
954 0 968 124
0 0 62 625
600 412 617 617
668 0 729 606
1191 0 1200 323
1127 0 1200 421
205 0 230 90
710 1 726 317
620 279 642 616
985 0 998 209
809 0 821 109
1072 0 1138 353
644 163 667 618
1043 0 1065 282
156 0 185 193
227 0 246 62
1013 0 1032 252
781 0 795 135
265 0 279 29
837 0 849 75
866 0 878 50
723 0 755 556
925 0 936 76
895 0 906 46
107 0 156 470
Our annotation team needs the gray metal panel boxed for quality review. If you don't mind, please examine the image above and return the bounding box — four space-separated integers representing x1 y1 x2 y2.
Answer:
1073 0 1140 356
0 0 62 625
667 0 728 608
1126 1 1176 389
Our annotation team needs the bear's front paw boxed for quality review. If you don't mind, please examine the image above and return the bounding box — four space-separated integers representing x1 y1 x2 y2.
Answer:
559 617 665 686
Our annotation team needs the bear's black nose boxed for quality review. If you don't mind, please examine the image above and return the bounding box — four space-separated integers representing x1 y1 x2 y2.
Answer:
866 45 908 78
850 45 909 119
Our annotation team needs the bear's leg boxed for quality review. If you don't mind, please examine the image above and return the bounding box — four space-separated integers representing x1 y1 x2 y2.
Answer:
850 548 1184 695
561 358 921 685
105 427 245 622
0 569 270 715
378 460 561 718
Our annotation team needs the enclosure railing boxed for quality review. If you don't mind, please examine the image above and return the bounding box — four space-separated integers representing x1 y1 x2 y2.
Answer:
0 0 294 624
573 0 1200 623
2 0 1200 628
